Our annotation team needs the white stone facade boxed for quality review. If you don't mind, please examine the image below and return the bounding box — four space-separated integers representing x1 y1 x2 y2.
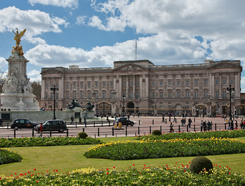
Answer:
40 59 242 116
0 50 39 111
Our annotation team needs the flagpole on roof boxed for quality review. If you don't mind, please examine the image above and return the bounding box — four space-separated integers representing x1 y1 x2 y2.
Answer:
135 39 137 60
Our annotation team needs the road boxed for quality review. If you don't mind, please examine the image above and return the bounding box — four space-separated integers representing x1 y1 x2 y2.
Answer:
0 116 242 138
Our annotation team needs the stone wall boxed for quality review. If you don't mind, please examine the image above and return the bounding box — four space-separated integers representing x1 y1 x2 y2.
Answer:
0 110 74 123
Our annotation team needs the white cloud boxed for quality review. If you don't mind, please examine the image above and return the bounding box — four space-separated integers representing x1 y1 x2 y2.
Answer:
25 31 207 68
28 70 41 82
76 16 86 25
28 0 79 9
0 57 7 68
0 6 69 45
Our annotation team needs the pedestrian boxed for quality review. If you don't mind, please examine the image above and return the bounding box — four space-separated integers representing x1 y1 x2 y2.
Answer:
201 120 203 132
207 121 211 131
162 115 165 122
0 118 2 127
243 120 245 129
240 120 243 129
181 118 184 127
84 116 86 125
235 120 238 129
170 122 174 132
203 120 207 131
188 118 192 128
210 121 213 131
79 117 82 124
40 123 43 137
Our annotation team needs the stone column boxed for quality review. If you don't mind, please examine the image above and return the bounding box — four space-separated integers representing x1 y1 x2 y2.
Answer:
219 74 222 98
235 73 240 97
140 75 143 98
126 75 129 97
145 75 149 98
41 78 45 100
133 75 135 98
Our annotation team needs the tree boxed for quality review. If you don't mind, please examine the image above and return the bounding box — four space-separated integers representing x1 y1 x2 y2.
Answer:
31 81 41 100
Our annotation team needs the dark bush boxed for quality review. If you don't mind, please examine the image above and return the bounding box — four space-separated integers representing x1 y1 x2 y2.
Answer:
190 156 213 174
152 130 161 135
0 149 22 165
77 132 88 139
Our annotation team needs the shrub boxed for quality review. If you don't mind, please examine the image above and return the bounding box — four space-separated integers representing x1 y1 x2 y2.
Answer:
77 132 88 139
0 148 22 165
190 156 213 174
152 130 161 135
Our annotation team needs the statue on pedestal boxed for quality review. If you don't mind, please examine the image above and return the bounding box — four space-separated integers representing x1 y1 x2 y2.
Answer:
12 28 26 56
86 101 94 111
67 99 81 110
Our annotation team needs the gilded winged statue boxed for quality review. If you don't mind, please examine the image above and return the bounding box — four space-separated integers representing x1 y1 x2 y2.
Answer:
12 28 26 46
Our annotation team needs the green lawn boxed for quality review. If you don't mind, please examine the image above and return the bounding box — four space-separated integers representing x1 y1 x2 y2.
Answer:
0 136 245 176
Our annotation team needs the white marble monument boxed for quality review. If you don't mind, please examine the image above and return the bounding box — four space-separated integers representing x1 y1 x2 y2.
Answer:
0 28 39 111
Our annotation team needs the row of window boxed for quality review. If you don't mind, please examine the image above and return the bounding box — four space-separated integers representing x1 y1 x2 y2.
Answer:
46 78 234 89
46 90 229 99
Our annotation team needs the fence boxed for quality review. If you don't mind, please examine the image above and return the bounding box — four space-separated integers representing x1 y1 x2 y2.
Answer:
0 123 234 139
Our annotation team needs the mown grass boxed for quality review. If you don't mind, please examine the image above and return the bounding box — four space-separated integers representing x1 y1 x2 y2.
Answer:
0 136 244 176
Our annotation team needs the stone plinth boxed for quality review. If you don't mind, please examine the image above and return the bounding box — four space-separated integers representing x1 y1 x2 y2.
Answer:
81 111 94 119
1 93 39 111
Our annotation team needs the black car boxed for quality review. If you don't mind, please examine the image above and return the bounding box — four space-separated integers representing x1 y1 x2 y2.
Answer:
11 119 39 129
35 119 67 133
114 117 135 126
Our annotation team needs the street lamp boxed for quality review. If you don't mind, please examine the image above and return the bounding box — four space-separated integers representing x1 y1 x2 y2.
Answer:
50 85 59 120
226 84 235 122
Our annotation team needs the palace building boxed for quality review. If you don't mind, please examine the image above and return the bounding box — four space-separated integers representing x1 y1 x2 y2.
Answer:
40 59 243 116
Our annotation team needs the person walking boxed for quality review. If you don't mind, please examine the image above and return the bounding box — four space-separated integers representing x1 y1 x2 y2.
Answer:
235 120 238 129
84 116 86 125
240 120 243 129
188 118 192 128
170 122 174 132
79 117 82 124
200 120 203 132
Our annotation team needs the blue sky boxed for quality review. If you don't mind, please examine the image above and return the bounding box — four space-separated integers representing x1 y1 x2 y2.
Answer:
0 0 245 92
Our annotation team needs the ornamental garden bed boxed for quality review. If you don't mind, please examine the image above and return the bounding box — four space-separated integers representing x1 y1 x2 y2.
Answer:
0 148 22 165
0 163 244 185
137 129 245 141
84 138 245 160
0 137 102 147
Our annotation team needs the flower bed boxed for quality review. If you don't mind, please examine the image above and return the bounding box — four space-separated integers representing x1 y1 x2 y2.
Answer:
0 137 102 147
84 138 245 160
0 148 22 165
0 164 244 185
137 129 245 141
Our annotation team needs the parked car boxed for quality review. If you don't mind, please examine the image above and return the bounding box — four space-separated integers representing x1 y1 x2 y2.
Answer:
11 119 39 129
35 119 67 133
114 117 135 126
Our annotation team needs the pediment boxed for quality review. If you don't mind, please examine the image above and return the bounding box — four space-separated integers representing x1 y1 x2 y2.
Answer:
211 62 239 69
41 68 63 74
113 63 148 72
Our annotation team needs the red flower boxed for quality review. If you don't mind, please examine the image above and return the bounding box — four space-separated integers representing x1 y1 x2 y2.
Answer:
229 172 231 174
24 173 27 175
166 164 168 166
167 167 169 170
0 177 1 180
56 170 58 172
140 172 141 174
189 162 191 164
175 162 177 164
34 168 36 171
219 166 221 168
15 173 16 174
113 167 115 169
106 168 109 170
184 170 186 172
107 172 109 175
175 172 176 173
227 166 229 168
144 164 146 166
67 173 70 174
53 170 55 172
133 164 135 166
229 168 231 170
47 171 49 173
37 180 39 183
